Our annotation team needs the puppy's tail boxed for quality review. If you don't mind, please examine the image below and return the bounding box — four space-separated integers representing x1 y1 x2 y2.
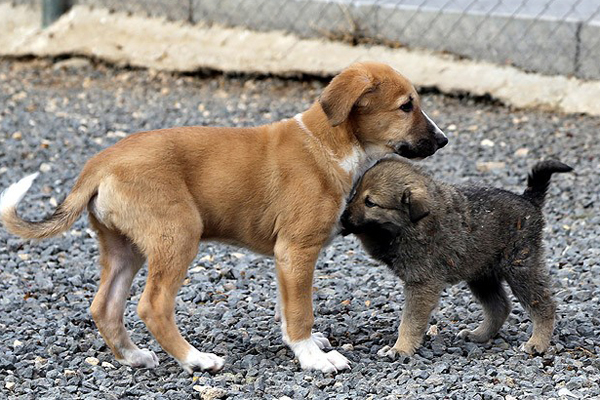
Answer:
522 160 573 208
0 168 99 240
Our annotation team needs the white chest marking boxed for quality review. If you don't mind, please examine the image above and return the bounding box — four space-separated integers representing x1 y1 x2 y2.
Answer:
339 146 361 174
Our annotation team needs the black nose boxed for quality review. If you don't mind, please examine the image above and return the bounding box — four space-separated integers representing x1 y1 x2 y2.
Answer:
340 210 353 236
435 133 448 148
340 210 350 227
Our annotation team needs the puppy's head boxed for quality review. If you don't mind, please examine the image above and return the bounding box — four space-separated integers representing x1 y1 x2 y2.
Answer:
341 159 431 236
319 62 447 159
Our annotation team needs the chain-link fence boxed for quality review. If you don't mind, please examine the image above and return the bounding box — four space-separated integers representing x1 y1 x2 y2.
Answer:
7 0 600 80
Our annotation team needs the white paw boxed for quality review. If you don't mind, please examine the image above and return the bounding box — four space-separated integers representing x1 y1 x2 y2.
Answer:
311 332 331 350
289 338 350 373
117 348 159 368
377 345 398 360
180 349 225 374
377 344 414 359
520 340 549 355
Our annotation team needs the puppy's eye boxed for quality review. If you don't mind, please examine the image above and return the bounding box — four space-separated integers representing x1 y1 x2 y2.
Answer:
365 197 376 208
399 100 413 113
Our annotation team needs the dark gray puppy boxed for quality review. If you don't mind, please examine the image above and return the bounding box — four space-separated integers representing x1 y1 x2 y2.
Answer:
341 158 572 358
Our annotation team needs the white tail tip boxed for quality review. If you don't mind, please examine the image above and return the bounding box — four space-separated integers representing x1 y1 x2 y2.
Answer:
0 172 39 214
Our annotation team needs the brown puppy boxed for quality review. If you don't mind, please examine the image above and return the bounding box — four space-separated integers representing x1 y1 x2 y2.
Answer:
0 62 447 374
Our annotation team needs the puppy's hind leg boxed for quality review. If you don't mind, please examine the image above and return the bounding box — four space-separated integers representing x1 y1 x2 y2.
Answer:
136 217 224 374
458 275 511 343
505 256 555 354
88 215 158 368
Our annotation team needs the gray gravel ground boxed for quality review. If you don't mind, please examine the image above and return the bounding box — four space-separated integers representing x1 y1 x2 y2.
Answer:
0 58 598 400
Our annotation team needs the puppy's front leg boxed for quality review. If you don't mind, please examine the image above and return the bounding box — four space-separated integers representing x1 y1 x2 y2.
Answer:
379 282 443 359
274 240 350 373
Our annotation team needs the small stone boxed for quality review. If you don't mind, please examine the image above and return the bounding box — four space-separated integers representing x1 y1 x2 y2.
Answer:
34 356 46 368
447 124 457 131
53 57 91 70
106 130 127 138
426 324 439 336
514 147 529 157
101 361 116 369
18 253 29 261
13 340 22 347
341 343 354 351
39 163 52 173
192 385 227 400
12 131 22 140
64 370 77 377
85 357 99 366
5 382 15 390
476 161 506 172
480 139 495 147
557 387 578 398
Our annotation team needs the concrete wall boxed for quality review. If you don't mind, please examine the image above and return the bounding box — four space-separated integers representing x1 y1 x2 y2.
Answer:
5 0 599 80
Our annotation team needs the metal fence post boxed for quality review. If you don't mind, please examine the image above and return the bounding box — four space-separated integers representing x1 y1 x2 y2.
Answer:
42 0 69 28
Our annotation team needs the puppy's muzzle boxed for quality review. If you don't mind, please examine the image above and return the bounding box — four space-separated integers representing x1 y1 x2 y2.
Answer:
395 130 448 159
435 132 448 148
394 140 435 159
340 210 355 236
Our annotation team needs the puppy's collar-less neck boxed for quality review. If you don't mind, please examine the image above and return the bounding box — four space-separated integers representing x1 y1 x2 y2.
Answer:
293 113 370 187
294 113 312 136
294 113 337 161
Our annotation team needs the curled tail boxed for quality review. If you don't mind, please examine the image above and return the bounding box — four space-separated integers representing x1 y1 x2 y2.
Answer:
0 170 98 240
522 160 573 208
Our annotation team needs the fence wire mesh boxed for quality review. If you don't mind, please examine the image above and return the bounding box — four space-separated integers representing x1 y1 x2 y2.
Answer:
7 0 600 80
192 0 600 80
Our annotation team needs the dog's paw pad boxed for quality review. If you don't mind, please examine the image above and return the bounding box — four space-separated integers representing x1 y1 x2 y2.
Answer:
292 339 349 373
521 341 549 355
181 349 225 374
377 345 398 360
457 329 473 340
118 348 159 369
311 332 331 350
298 351 348 374
325 350 350 371
457 329 489 343
377 345 413 360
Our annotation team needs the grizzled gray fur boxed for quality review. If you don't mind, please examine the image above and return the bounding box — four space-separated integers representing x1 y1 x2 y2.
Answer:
341 158 572 358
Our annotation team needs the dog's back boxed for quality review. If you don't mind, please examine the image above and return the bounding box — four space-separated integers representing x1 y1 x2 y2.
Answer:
439 160 572 281
459 160 572 270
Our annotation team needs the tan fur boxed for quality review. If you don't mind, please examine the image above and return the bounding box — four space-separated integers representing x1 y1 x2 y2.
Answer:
0 62 446 372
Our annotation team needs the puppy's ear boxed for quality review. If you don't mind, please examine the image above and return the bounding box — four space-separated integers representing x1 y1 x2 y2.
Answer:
319 65 375 127
401 188 430 223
